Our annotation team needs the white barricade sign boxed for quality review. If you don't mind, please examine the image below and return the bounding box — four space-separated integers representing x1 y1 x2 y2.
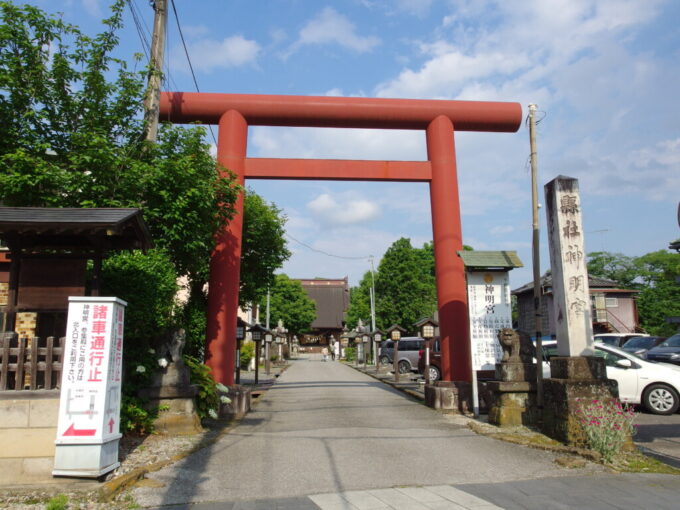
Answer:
467 271 512 371
53 296 126 478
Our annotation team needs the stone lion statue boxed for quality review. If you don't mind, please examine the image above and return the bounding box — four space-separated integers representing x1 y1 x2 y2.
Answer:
498 328 535 364
155 328 186 368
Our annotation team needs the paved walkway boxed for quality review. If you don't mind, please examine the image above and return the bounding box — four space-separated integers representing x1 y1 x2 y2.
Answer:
135 356 678 509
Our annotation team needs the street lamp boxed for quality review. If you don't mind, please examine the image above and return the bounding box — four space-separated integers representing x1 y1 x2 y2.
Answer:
235 317 249 385
385 324 406 382
371 329 383 374
248 322 270 385
415 317 438 385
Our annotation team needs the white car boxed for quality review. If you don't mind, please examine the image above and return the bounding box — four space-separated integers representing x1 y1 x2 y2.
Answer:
541 341 680 415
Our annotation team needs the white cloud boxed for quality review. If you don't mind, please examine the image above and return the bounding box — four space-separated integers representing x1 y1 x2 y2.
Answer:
181 25 211 39
307 193 380 226
289 7 380 54
171 35 260 73
81 0 101 17
490 225 516 235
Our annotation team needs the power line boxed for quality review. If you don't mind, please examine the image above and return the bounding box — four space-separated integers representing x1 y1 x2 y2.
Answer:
169 0 217 145
285 233 373 260
127 0 151 61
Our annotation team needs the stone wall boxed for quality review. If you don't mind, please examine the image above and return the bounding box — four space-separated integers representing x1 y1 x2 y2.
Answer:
0 391 60 482
0 282 8 306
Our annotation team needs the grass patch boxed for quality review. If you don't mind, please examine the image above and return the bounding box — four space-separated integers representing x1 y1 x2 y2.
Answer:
46 494 68 510
611 453 680 475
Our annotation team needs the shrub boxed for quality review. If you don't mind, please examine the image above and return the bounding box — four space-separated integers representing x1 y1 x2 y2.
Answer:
576 398 635 462
240 340 255 370
185 356 219 420
101 249 179 434
344 346 356 362
119 396 156 435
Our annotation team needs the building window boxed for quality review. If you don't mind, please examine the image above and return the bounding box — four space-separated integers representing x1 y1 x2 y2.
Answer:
605 297 618 308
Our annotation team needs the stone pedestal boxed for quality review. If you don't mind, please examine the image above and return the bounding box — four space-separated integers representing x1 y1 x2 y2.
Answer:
138 361 202 435
218 385 252 420
487 380 537 426
424 381 472 413
488 361 538 427
541 356 618 446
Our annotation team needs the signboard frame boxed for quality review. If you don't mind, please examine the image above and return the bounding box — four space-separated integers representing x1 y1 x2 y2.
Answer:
53 296 126 478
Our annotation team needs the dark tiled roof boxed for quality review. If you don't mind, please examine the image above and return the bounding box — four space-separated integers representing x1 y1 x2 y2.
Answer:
0 207 140 225
512 273 622 295
457 250 523 269
299 278 349 330
0 207 152 251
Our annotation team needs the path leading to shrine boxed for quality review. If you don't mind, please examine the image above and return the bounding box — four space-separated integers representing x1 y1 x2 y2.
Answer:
133 356 676 509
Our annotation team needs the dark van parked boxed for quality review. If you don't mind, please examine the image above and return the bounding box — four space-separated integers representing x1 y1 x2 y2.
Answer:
379 337 424 374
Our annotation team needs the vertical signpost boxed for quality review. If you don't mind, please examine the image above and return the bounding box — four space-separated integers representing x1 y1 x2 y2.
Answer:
53 297 126 478
544 176 594 357
467 271 513 414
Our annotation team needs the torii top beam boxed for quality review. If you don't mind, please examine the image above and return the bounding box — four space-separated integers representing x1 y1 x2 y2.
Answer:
160 92 522 132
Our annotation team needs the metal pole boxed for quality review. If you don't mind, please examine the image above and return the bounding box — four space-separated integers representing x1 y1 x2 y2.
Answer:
424 339 431 385
236 340 241 385
393 340 400 383
143 0 167 142
369 257 376 331
254 341 260 385
265 289 270 329
528 103 544 409
265 342 271 375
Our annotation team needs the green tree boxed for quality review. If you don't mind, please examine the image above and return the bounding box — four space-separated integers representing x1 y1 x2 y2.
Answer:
0 1 239 288
587 252 638 288
635 250 680 336
374 238 437 331
265 274 316 336
346 271 373 329
240 190 291 307
588 250 680 336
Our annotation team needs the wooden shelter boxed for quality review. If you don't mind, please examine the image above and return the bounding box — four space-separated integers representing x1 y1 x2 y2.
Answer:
0 207 152 338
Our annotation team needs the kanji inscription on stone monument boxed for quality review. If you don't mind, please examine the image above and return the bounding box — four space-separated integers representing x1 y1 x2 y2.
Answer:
545 176 595 357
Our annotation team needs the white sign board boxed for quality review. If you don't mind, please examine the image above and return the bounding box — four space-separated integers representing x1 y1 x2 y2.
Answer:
54 296 126 477
467 271 512 371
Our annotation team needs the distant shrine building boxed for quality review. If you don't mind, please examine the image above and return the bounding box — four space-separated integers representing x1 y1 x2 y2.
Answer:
297 278 349 345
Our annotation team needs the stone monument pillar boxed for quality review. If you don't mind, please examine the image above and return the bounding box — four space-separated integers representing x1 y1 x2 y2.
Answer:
139 329 202 435
541 176 618 444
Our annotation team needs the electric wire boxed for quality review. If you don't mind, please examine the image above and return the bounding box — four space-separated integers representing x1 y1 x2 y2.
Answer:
127 0 151 60
169 0 217 145
285 233 373 261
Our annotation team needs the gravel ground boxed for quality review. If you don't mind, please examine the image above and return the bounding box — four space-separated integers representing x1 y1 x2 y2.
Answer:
0 429 217 509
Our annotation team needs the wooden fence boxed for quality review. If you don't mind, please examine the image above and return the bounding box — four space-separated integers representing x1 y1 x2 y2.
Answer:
0 333 64 390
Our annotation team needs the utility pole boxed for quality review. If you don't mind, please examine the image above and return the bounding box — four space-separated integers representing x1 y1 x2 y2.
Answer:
528 103 543 409
143 0 168 142
369 256 377 365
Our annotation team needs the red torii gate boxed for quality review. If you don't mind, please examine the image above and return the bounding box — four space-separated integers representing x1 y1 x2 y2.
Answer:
160 92 522 386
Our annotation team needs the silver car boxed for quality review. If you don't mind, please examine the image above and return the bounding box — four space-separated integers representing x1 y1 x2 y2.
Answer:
379 337 424 374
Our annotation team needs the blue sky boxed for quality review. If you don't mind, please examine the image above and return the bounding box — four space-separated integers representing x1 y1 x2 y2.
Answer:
28 0 680 289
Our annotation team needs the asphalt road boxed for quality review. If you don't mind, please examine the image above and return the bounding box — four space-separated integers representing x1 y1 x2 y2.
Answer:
133 357 678 509
633 410 680 468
